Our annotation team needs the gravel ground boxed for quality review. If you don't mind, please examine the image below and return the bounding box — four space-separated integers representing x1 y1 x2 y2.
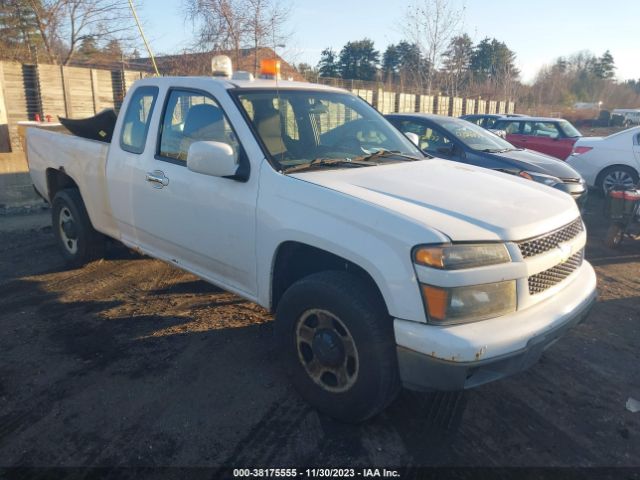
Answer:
0 197 638 472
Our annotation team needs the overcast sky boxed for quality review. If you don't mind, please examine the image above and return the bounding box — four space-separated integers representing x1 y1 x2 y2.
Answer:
140 0 640 83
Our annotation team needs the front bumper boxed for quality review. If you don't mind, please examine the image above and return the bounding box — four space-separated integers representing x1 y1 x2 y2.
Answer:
395 261 597 391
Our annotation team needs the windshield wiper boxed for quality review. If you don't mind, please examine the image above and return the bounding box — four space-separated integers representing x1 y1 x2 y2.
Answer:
352 150 423 162
282 158 375 174
481 148 511 153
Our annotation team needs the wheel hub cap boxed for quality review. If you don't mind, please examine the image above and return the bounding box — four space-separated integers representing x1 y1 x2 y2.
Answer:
312 329 345 367
295 309 359 393
62 219 77 239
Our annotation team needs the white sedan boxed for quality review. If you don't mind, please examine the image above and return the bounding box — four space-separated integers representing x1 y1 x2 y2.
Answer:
566 126 640 193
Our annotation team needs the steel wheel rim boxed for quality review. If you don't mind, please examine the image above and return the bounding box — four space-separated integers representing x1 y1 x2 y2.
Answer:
59 206 78 254
295 308 359 393
603 170 635 193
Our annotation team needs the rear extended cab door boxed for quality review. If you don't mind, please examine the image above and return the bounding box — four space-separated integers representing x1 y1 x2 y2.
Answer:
105 78 264 299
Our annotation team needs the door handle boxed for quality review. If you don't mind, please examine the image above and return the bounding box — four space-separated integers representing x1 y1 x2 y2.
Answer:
146 170 169 188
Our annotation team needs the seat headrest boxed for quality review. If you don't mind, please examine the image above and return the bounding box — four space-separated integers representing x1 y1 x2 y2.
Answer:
183 104 223 138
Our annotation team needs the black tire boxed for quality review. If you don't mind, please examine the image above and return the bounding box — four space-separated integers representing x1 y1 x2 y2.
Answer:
52 188 105 267
605 222 625 249
275 271 400 423
597 166 639 196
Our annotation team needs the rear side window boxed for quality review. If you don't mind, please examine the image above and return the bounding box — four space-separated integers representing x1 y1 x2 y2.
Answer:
531 122 560 138
120 86 158 154
496 121 521 134
485 117 498 129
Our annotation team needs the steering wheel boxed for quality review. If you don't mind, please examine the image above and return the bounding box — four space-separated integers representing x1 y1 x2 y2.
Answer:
332 120 380 153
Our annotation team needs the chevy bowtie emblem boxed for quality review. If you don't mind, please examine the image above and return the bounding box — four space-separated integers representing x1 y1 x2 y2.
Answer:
557 243 572 262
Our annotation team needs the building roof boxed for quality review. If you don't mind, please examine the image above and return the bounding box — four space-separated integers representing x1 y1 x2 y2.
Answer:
136 47 304 81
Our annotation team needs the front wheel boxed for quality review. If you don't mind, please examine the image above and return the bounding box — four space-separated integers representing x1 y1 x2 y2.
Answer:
52 189 105 267
275 271 400 423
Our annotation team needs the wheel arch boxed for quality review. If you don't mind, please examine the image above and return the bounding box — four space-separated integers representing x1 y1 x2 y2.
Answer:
595 163 639 188
46 167 79 202
270 241 388 315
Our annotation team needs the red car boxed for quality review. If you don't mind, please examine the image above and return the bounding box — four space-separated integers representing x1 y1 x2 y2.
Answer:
493 117 582 160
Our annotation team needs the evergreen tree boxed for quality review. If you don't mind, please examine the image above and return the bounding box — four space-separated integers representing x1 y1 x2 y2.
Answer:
338 39 379 81
592 50 615 79
441 34 473 95
0 0 44 62
78 37 99 60
317 48 340 78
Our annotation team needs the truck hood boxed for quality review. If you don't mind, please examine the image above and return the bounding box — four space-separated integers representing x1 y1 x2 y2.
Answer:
485 148 583 180
291 159 580 242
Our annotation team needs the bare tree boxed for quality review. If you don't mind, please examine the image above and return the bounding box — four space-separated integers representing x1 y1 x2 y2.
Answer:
404 0 464 92
184 0 292 73
28 0 139 65
244 0 290 75
185 0 245 64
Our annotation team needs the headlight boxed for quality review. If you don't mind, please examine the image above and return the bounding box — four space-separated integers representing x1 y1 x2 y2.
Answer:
519 171 562 187
414 243 511 270
421 281 517 324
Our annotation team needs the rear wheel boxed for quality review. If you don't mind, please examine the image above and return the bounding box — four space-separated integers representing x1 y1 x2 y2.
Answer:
275 271 400 423
52 189 105 267
605 222 625 249
598 166 638 195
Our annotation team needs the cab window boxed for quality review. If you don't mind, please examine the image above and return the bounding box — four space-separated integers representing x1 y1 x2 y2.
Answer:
484 117 499 129
495 121 521 134
158 89 240 162
120 86 158 154
531 122 560 139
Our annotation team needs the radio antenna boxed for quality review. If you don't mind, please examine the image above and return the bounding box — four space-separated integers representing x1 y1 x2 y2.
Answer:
127 0 159 76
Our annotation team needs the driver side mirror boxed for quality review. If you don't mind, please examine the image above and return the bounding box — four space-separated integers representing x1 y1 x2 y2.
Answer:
187 141 239 178
404 132 420 147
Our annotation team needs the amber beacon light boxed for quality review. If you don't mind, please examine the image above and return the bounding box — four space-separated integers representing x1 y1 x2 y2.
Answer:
260 59 281 79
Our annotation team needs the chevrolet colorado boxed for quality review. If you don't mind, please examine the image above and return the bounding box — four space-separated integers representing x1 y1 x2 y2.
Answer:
25 69 597 422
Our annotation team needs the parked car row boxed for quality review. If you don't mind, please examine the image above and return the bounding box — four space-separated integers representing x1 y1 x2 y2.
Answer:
567 126 640 194
459 112 640 195
387 113 588 205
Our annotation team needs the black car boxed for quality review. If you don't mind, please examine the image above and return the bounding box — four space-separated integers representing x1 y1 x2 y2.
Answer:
386 113 587 204
460 113 526 129
459 113 506 129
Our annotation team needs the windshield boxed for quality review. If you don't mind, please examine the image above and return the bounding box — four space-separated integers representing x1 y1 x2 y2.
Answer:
558 120 582 138
233 89 423 170
438 119 515 151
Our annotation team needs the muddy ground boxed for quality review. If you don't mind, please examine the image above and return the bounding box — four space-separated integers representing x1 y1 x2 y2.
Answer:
0 197 638 472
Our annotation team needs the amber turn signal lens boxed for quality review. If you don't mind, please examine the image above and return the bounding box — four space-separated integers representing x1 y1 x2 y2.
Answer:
414 247 445 269
421 285 448 321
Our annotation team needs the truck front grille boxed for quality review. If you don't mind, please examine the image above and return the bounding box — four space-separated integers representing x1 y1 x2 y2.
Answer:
528 249 584 295
518 218 584 258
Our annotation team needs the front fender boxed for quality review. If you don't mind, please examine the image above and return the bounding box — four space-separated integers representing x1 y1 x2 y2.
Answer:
255 168 446 322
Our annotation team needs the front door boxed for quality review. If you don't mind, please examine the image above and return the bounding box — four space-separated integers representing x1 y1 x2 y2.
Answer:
115 88 259 296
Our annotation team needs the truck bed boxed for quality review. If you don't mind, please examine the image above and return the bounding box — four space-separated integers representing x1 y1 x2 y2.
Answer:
26 127 119 239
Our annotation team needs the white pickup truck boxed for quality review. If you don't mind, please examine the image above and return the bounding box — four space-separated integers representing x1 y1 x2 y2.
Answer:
26 69 596 422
